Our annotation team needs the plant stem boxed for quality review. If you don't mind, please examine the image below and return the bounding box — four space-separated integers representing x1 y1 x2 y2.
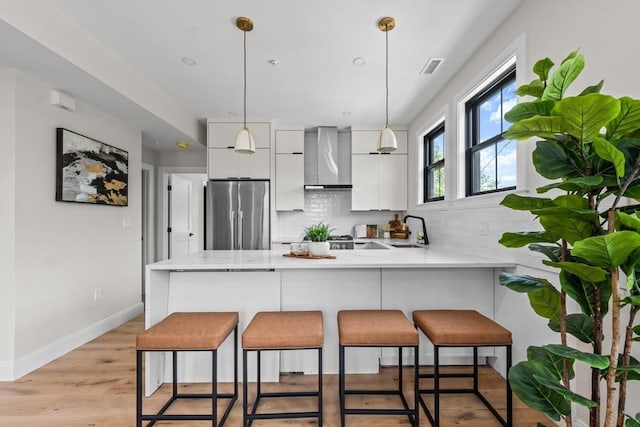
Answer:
616 306 638 427
561 239 573 427
592 280 602 427
604 210 620 427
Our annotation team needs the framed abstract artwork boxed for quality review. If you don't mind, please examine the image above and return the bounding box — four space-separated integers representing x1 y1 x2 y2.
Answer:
55 128 129 206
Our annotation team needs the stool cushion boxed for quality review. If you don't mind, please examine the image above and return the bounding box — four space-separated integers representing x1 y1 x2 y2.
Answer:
338 309 418 346
413 310 512 346
242 311 324 350
137 312 238 351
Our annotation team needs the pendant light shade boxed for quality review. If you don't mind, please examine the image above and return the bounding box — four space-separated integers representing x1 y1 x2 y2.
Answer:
234 17 255 154
234 126 255 153
377 16 397 153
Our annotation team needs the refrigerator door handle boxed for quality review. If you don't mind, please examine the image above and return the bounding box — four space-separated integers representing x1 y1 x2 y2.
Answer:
231 210 236 250
238 211 244 250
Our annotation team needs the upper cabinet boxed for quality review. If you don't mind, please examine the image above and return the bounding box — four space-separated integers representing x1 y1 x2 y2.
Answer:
275 130 304 211
351 129 407 211
207 122 270 179
351 130 407 154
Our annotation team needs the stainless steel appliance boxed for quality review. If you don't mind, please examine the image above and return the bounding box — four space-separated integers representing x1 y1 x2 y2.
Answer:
327 235 354 250
204 179 270 250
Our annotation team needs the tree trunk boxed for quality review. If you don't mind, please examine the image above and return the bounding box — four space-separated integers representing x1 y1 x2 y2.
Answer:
561 240 573 427
616 307 638 427
604 210 620 427
592 282 602 427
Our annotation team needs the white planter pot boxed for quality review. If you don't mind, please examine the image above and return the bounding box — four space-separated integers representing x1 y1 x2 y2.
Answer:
308 241 330 256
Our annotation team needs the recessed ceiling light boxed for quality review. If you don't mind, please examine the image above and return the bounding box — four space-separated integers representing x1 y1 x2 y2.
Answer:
176 141 189 149
268 59 280 66
419 57 445 75
342 111 352 116
180 56 197 66
352 57 367 66
227 111 238 116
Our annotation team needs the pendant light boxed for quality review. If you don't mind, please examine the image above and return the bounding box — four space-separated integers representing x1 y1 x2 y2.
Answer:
377 17 397 153
234 17 255 154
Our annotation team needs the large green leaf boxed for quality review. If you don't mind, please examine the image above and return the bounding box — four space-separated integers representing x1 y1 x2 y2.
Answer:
539 214 593 245
572 231 640 268
532 374 597 408
618 212 640 233
528 345 575 380
634 325 640 335
528 244 562 262
503 116 572 141
579 80 604 96
548 313 594 344
553 194 589 209
544 344 610 369
542 52 584 102
607 97 640 139
534 58 554 82
501 194 555 211
505 100 555 123
500 231 560 247
533 207 599 222
499 273 561 322
551 94 621 143
532 140 580 179
626 413 640 427
544 261 607 282
516 79 545 98
593 136 626 179
508 361 570 421
559 270 609 316
537 176 604 194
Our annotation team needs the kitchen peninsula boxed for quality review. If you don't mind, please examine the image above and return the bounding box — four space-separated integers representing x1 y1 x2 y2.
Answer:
144 246 514 395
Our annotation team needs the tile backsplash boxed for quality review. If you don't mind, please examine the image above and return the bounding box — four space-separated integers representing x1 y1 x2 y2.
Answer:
273 190 402 241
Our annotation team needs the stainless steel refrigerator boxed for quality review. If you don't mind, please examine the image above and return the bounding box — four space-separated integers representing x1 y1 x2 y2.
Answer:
204 179 270 250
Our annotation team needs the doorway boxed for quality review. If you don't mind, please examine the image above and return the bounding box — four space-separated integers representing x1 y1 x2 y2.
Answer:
167 173 207 259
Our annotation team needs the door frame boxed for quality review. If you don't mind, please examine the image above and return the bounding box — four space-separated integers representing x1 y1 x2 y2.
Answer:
157 166 206 261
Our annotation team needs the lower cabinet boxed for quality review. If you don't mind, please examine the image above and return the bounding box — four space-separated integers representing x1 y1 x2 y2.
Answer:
280 269 381 375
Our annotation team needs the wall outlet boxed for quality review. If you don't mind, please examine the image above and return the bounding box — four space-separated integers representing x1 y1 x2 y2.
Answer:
122 218 131 229
94 288 103 302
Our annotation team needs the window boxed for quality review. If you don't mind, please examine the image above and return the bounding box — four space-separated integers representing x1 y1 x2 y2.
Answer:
466 66 516 196
423 123 445 202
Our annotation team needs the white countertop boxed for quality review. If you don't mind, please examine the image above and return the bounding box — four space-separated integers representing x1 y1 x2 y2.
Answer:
147 245 515 271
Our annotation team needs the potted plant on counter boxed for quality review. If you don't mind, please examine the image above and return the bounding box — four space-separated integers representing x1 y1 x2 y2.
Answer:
304 222 332 256
499 50 640 427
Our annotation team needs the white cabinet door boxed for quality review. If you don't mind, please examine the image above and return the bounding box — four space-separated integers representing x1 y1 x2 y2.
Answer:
351 154 380 210
378 154 407 211
352 130 407 154
275 154 304 210
208 122 270 149
275 130 304 153
208 148 270 179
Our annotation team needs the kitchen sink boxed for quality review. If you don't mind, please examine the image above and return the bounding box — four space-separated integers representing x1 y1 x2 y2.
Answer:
391 244 422 248
354 242 389 250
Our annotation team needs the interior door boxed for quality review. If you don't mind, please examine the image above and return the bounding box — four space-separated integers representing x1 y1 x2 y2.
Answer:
168 174 192 258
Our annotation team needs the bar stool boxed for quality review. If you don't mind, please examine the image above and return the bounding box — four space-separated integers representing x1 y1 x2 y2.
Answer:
412 309 512 426
337 309 419 426
136 311 238 426
242 311 323 426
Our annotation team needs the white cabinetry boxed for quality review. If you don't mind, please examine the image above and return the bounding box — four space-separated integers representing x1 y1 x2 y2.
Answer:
275 130 304 211
351 130 407 211
207 122 270 179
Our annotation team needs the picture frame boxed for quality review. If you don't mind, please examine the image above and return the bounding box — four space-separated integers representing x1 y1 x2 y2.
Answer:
55 128 129 206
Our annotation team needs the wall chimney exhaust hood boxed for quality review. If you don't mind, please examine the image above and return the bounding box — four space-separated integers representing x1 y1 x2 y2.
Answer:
304 127 352 190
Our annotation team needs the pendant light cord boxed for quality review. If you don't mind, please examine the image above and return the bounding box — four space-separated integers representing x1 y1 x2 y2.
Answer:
243 29 247 129
385 23 389 128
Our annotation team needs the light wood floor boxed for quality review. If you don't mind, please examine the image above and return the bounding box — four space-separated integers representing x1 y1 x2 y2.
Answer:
0 315 553 426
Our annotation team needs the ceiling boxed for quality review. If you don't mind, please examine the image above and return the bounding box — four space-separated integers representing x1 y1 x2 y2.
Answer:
0 0 523 151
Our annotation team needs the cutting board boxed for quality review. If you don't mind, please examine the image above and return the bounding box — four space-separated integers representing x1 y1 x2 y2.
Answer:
283 253 336 260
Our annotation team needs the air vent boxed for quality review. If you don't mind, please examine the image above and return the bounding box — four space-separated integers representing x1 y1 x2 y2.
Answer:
419 57 445 75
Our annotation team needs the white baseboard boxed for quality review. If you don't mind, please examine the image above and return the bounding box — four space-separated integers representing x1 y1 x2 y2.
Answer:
0 302 143 381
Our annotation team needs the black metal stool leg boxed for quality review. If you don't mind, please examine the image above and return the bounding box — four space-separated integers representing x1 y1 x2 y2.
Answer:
172 350 178 398
212 349 218 427
318 347 323 426
243 350 248 427
136 350 142 427
507 345 513 427
434 345 440 427
414 345 420 427
339 345 345 427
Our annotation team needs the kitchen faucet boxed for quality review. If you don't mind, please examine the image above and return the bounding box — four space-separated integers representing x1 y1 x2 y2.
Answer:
403 215 429 245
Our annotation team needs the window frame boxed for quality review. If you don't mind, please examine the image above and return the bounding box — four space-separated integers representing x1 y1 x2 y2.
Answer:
423 122 445 202
465 65 516 197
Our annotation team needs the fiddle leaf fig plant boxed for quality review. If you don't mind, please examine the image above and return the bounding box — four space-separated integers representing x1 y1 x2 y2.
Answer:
499 50 640 427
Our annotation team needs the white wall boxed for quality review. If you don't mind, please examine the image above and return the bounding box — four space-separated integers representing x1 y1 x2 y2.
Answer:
0 67 143 379
0 68 17 364
407 0 640 423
